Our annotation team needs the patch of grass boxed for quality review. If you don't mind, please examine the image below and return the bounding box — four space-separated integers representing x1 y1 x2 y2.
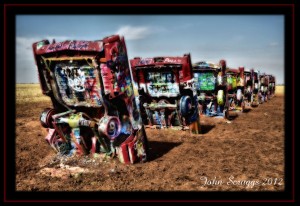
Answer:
16 84 51 104
275 85 284 95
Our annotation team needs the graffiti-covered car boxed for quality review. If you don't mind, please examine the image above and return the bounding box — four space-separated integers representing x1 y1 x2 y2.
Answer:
259 73 270 103
130 54 201 133
224 67 245 118
192 61 223 116
242 68 255 107
251 69 261 106
236 67 249 110
32 35 148 164
214 60 245 119
268 74 276 98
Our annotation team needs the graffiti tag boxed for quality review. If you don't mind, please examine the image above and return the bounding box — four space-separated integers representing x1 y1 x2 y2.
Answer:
69 41 89 50
182 79 195 89
47 42 63 51
147 83 179 95
139 58 153 65
164 58 182 64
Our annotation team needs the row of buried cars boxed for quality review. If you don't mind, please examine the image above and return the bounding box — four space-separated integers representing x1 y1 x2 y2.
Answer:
130 56 276 127
32 35 276 164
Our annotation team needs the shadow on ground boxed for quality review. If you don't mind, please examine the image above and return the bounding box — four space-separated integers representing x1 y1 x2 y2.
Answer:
242 108 252 113
148 141 182 161
200 125 215 134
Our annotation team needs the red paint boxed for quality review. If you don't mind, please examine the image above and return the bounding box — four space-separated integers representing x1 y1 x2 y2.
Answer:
35 40 103 55
100 63 114 95
130 54 193 83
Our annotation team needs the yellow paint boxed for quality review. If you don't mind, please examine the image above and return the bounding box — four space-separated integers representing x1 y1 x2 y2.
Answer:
67 113 82 128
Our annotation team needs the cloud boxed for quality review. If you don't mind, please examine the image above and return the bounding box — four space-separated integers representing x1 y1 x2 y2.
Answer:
115 25 152 40
17 35 74 55
16 37 41 63
45 35 72 42
16 36 70 54
16 36 70 83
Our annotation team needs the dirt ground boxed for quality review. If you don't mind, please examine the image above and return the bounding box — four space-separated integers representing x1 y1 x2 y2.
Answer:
15 86 285 192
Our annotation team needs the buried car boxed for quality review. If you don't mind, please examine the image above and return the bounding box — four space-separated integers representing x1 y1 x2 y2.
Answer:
192 61 223 116
259 72 270 103
242 68 256 107
224 67 245 117
251 69 261 106
32 35 148 164
130 54 201 133
268 74 276 98
214 60 246 119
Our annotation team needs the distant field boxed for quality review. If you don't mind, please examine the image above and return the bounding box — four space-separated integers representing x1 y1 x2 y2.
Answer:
16 84 284 104
275 85 284 95
16 84 50 104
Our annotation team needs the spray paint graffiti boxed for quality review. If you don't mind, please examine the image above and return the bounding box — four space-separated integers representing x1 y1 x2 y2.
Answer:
164 58 182 64
194 72 216 91
182 79 196 90
145 72 179 96
55 64 102 106
48 42 64 51
69 41 89 50
33 35 150 165
138 58 153 65
130 54 201 132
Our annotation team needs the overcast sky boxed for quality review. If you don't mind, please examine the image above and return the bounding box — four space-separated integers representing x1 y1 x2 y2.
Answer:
16 15 284 84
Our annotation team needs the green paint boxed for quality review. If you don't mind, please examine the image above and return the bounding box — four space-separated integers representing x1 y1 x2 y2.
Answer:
227 76 237 90
195 72 215 91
